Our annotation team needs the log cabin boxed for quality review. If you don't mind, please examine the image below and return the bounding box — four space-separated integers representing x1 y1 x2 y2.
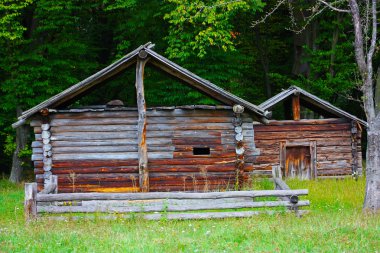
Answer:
252 86 367 179
13 42 270 193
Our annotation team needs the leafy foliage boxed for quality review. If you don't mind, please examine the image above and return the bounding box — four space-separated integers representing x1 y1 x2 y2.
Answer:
164 0 264 60
0 0 371 175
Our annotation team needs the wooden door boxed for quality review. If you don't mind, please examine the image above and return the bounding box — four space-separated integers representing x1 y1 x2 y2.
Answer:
285 146 311 179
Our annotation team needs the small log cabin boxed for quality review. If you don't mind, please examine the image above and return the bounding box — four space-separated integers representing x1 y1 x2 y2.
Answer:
13 42 270 193
252 86 367 179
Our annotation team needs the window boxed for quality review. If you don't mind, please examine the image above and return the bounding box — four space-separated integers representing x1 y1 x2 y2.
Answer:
193 147 210 155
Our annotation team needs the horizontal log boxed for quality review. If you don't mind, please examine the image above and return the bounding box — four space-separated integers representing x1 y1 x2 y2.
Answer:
50 118 138 126
42 210 309 221
79 197 252 207
50 132 138 141
317 146 352 153
34 166 139 175
37 200 309 213
33 145 175 154
172 138 221 146
53 160 139 168
317 160 351 169
149 158 237 165
35 158 243 170
32 141 43 148
41 197 253 207
173 151 236 159
255 138 351 148
317 168 351 175
149 164 236 173
253 118 348 126
317 175 352 179
50 139 172 147
318 153 352 161
35 164 244 175
46 110 235 120
148 185 235 192
56 183 234 193
254 123 350 132
51 152 173 161
255 130 351 140
33 121 251 134
37 189 309 202
41 179 237 188
57 186 140 193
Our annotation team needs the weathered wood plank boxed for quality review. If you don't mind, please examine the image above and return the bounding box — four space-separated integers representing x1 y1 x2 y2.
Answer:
34 166 139 175
51 152 173 161
255 130 351 140
37 190 309 201
43 210 309 221
25 183 37 221
254 123 350 132
255 138 351 148
34 146 175 154
50 139 172 147
292 95 300 120
37 200 309 213
46 109 234 120
253 118 348 126
79 197 253 207
136 56 149 192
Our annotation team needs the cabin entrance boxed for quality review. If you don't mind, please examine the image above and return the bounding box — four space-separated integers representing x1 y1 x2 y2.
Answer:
285 146 311 179
279 141 317 180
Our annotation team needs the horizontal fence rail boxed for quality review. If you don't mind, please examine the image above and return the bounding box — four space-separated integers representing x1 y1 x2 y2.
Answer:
25 180 309 221
37 189 308 202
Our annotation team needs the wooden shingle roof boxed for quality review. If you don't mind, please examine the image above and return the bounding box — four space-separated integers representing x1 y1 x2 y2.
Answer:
13 42 270 128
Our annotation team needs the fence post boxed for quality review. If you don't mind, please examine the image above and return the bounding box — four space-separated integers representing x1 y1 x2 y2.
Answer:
51 175 58 194
25 183 37 221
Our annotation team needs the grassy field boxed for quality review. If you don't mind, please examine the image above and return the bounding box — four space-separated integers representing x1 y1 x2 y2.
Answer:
0 178 379 252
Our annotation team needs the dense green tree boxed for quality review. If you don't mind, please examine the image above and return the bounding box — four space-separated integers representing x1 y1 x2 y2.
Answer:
0 0 370 183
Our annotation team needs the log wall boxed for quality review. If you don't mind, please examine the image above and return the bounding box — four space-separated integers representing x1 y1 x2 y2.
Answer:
252 118 362 178
31 108 258 193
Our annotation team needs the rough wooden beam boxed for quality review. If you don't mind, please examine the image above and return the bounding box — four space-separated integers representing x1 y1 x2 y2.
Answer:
292 95 301 120
37 190 309 202
25 183 37 221
37 200 310 213
43 210 310 221
136 52 149 192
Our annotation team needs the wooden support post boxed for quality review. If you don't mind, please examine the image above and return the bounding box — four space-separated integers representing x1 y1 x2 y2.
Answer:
24 183 37 221
272 166 282 180
136 50 149 192
310 141 317 179
292 94 300 121
279 141 286 177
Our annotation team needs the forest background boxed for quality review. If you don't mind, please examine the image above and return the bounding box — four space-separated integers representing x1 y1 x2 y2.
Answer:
0 0 376 177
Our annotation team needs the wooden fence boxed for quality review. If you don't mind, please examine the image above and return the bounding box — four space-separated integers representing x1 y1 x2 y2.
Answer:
25 169 309 221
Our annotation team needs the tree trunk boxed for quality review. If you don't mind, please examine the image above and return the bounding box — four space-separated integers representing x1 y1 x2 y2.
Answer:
329 14 342 77
363 118 380 211
375 67 380 114
9 108 29 183
253 29 271 98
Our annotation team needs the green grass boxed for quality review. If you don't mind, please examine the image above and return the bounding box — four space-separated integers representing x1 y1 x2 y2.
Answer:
0 178 379 252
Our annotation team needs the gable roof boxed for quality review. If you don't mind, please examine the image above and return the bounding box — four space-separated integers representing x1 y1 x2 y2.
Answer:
259 85 367 126
13 42 269 128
